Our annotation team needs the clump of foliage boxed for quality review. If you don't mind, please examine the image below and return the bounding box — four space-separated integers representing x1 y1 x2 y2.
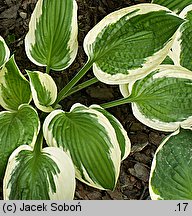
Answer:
0 0 192 200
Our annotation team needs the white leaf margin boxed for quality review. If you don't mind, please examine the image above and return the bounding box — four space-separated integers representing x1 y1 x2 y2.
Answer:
3 145 76 200
120 65 192 132
0 57 32 111
171 5 192 66
84 3 181 84
90 104 131 161
42 147 76 200
0 36 10 68
43 103 121 189
25 0 78 70
0 104 40 148
27 71 57 113
149 128 181 200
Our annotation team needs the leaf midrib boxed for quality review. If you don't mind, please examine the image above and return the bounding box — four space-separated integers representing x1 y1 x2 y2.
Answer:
129 94 169 103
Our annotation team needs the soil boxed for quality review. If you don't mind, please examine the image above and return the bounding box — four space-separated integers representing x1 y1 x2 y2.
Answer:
0 0 167 200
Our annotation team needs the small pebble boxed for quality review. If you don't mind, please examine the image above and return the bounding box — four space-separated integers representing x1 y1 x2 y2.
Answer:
20 12 27 19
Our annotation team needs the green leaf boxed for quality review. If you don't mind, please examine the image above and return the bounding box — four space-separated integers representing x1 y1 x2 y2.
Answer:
43 103 121 190
90 105 131 160
152 0 192 13
172 5 192 71
0 36 10 68
0 104 40 178
84 3 184 84
27 71 57 112
0 56 31 111
25 0 78 71
149 128 192 200
121 65 192 132
4 145 75 200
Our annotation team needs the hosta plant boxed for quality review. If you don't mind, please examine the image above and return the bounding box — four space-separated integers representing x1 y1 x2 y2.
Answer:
0 0 192 200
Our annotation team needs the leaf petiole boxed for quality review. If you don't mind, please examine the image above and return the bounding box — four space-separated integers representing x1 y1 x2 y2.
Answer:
46 65 50 74
62 77 99 99
101 97 134 109
53 60 94 106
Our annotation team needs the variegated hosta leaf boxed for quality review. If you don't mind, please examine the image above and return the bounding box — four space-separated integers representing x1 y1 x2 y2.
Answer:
43 103 121 190
120 65 192 132
0 56 31 111
4 145 75 200
90 104 131 160
0 36 10 68
25 0 78 71
84 3 184 85
149 128 192 200
152 0 192 13
27 71 57 112
0 104 40 178
171 5 192 71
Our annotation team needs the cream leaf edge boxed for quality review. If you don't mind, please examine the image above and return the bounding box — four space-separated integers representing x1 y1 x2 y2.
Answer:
120 65 192 132
25 0 78 71
27 71 57 113
0 36 10 67
3 145 76 200
149 129 181 200
43 103 121 190
84 3 180 84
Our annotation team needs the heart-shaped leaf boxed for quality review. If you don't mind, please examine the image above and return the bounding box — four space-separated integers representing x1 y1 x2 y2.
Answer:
120 65 192 131
4 145 75 200
152 0 192 13
43 103 121 190
171 5 192 71
90 105 131 160
27 71 57 112
84 3 184 84
0 36 10 68
0 56 31 111
0 104 40 178
149 128 192 200
25 0 78 71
